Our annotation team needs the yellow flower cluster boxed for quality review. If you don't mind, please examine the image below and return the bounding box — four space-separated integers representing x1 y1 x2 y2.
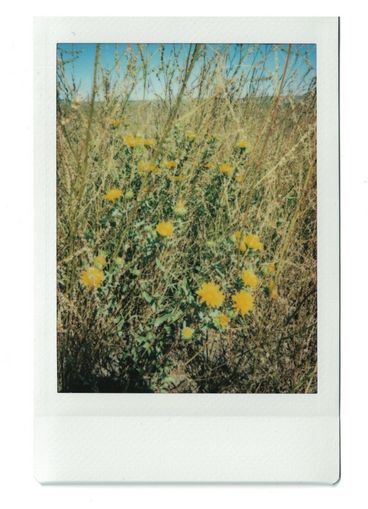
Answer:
180 313 231 342
104 188 123 202
123 134 156 148
197 281 255 318
242 269 259 289
80 266 105 289
182 327 194 340
232 290 254 316
237 139 249 149
164 160 177 169
264 262 275 274
138 160 157 173
219 163 233 175
197 282 225 308
230 230 242 243
96 132 279 341
231 232 264 252
156 221 174 237
80 252 108 289
110 118 121 128
239 233 264 252
217 313 230 328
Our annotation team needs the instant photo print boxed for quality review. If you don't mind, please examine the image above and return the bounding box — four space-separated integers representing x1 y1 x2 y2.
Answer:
34 17 340 483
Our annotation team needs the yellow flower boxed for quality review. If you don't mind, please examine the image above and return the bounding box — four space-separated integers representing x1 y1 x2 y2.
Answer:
138 160 157 173
232 290 254 316
186 130 196 141
164 160 177 169
182 327 194 340
123 134 139 147
239 238 247 252
241 269 259 289
144 138 156 146
264 262 276 274
237 139 248 149
268 280 278 299
217 313 230 328
242 234 264 251
197 282 224 308
235 174 245 183
156 221 174 237
174 199 187 216
80 266 104 289
219 163 233 175
231 230 242 243
94 254 106 268
110 118 121 128
104 188 123 202
169 175 187 183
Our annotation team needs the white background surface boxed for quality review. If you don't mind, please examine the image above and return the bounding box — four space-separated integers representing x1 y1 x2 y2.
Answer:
0 1 367 507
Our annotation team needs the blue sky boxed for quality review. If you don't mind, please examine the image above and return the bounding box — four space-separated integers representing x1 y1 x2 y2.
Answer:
57 43 316 100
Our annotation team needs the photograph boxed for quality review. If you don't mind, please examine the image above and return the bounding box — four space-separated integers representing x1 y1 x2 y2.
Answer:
56 42 317 394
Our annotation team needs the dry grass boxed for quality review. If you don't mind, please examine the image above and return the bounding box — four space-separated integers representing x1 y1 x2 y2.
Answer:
57 43 317 393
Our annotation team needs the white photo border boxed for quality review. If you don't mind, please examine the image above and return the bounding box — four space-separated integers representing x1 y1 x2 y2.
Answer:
34 17 340 483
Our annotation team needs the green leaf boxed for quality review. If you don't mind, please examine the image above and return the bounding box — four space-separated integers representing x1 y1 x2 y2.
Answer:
154 308 183 329
169 309 183 323
155 257 165 272
142 291 153 304
154 313 172 328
